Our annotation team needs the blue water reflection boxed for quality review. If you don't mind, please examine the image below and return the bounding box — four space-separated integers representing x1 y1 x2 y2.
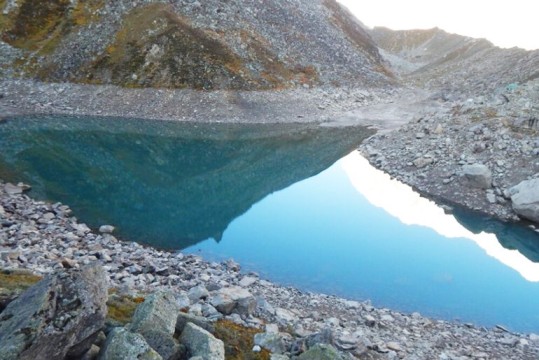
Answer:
186 152 539 333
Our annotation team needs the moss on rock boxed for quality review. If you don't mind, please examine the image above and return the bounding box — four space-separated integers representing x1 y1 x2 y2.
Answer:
213 320 271 360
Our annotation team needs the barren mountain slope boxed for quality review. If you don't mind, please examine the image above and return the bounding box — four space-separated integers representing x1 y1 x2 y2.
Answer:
371 26 539 96
0 0 393 90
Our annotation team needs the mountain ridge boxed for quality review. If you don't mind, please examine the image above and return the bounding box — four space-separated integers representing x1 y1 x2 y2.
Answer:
0 0 393 90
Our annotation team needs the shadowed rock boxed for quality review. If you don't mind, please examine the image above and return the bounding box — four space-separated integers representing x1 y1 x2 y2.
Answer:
179 322 225 360
98 327 163 360
0 264 108 360
463 164 492 189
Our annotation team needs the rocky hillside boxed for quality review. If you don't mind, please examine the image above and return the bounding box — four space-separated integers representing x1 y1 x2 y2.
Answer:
0 0 393 90
371 27 539 96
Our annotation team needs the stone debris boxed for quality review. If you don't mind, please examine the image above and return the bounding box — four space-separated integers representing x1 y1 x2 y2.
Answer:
1 180 538 359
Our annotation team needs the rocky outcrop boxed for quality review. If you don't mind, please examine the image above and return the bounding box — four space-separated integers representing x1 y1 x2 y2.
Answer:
0 264 108 360
0 0 392 89
510 179 539 223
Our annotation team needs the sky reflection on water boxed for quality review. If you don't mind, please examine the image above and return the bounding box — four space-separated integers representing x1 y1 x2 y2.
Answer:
186 151 539 332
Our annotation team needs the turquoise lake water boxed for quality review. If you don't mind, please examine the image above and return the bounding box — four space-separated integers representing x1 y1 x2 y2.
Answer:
1 115 539 333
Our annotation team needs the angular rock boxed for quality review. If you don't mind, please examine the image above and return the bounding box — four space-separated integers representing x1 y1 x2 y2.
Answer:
239 276 257 287
0 264 108 360
131 291 179 335
297 344 343 360
413 157 433 168
4 183 23 195
176 312 214 334
463 164 492 189
188 285 210 302
99 327 163 360
99 225 115 234
254 332 286 354
180 323 225 360
129 292 182 359
210 286 256 316
275 307 297 323
510 178 539 223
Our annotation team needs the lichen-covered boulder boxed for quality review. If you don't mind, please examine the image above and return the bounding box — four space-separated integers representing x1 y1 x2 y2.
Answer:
298 344 343 360
180 322 225 360
0 264 108 360
98 327 162 360
129 291 183 360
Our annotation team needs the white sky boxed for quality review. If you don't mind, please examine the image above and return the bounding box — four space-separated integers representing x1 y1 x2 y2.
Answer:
337 0 539 50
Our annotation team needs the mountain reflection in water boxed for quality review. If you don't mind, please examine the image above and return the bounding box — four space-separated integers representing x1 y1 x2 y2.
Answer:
341 152 539 282
0 115 373 248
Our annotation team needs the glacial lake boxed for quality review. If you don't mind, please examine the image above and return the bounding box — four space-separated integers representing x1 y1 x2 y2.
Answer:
1 115 539 333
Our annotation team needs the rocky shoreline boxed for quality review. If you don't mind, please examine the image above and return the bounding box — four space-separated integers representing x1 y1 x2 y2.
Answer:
359 78 539 226
2 180 539 359
0 79 397 126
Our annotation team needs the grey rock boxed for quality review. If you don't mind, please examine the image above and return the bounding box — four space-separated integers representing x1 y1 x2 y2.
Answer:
463 164 492 189
179 323 225 360
275 307 297 323
306 328 334 348
210 286 256 316
0 264 108 360
98 327 163 360
176 312 214 334
297 344 343 360
510 178 539 223
256 296 276 315
4 183 23 195
188 285 210 302
413 157 433 168
254 332 286 354
99 225 115 234
239 276 257 287
129 292 181 359
131 291 179 335
271 355 290 360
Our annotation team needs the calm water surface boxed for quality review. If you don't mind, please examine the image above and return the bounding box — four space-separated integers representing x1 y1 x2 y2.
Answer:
1 115 539 333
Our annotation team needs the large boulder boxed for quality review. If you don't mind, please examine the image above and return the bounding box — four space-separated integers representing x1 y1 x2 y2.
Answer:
0 264 108 360
179 322 225 360
98 327 162 360
129 291 184 360
510 179 539 223
462 164 492 189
